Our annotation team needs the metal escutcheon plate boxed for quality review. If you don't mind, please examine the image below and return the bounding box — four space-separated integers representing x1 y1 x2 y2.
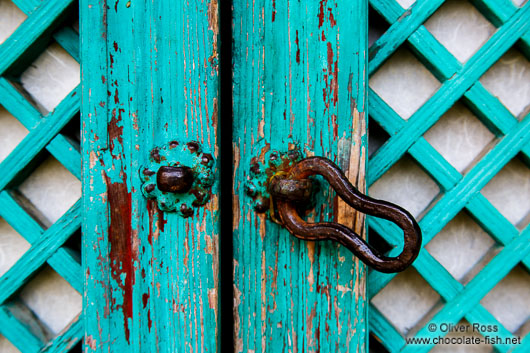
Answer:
140 141 215 217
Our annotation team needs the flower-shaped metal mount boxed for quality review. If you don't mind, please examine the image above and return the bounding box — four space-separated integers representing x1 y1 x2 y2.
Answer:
245 148 318 219
140 141 215 217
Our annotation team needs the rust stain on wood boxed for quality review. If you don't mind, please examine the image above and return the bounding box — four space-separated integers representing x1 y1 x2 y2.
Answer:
318 0 327 28
105 174 135 343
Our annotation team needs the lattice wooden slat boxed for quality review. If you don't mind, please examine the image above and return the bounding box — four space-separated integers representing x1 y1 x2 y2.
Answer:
0 0 82 351
367 0 530 352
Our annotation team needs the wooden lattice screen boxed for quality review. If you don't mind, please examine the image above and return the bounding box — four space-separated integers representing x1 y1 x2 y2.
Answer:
0 0 82 352
366 0 530 352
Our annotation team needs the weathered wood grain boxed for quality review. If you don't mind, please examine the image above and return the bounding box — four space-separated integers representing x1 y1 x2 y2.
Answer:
81 0 220 351
232 1 369 352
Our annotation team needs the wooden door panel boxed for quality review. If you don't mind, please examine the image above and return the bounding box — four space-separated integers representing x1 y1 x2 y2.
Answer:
81 0 220 351
232 1 369 351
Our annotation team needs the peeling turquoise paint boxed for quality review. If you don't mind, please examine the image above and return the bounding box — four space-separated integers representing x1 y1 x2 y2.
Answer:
81 0 368 351
81 0 220 351
232 0 369 352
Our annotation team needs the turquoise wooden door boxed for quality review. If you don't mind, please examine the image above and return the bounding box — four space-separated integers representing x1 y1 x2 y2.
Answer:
81 0 369 352
231 1 370 352
232 0 369 352
81 0 222 351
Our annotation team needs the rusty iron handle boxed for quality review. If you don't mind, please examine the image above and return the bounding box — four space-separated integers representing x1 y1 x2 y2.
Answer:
270 156 422 273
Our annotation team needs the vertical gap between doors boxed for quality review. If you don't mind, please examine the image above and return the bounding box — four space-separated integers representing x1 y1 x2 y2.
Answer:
219 0 234 351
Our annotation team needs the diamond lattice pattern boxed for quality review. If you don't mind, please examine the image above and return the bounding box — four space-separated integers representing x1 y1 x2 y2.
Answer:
0 0 82 352
367 0 530 352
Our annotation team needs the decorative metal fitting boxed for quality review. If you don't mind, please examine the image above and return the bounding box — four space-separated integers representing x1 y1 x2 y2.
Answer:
157 166 195 193
244 148 318 217
246 150 422 273
140 141 215 217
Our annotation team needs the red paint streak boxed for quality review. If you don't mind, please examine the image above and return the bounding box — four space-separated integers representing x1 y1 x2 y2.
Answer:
315 325 321 352
332 58 338 105
147 309 152 330
272 0 276 22
109 109 123 152
295 30 300 64
158 209 167 232
318 1 336 29
329 10 336 27
109 107 125 154
109 53 114 68
106 109 138 343
101 75 106 84
321 30 326 41
327 42 333 74
99 101 106 107
105 176 134 344
327 42 338 105
142 292 150 308
113 41 119 52
114 88 119 104
317 0 326 28
147 200 156 246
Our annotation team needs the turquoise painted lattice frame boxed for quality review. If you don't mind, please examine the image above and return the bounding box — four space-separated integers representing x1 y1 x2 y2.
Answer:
367 0 530 352
0 0 82 351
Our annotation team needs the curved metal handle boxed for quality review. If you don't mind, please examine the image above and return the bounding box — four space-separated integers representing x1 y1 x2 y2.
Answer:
269 156 422 273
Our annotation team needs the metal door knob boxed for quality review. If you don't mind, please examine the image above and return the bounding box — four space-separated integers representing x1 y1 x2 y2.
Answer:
156 166 195 193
